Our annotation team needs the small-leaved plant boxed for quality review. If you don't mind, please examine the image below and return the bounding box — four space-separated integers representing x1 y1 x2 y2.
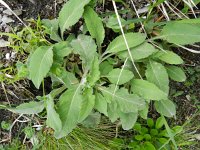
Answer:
2 0 200 140
110 117 183 150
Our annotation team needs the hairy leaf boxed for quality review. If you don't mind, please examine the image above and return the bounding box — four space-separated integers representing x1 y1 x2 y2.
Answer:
131 79 168 100
55 86 82 138
160 23 200 45
153 51 183 65
95 93 108 116
119 42 157 60
78 88 95 122
29 46 53 89
99 61 113 75
87 56 100 86
84 6 105 47
146 60 169 94
155 99 176 117
98 86 145 113
106 33 146 54
118 111 138 130
42 19 61 42
71 35 97 69
115 88 145 113
139 103 149 119
107 101 119 122
166 66 186 82
53 41 72 58
106 68 134 85
59 0 90 36
8 101 44 114
46 95 62 133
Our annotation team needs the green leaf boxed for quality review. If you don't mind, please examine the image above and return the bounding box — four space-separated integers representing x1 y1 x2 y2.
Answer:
59 0 91 36
145 60 169 94
139 103 149 119
52 68 79 87
119 42 158 60
42 19 61 42
71 35 97 69
147 118 154 128
53 41 72 59
95 92 108 116
135 135 144 141
99 61 113 75
78 88 95 122
107 101 119 122
98 85 145 113
153 51 183 65
83 6 105 47
87 56 100 86
155 117 165 129
55 86 83 138
106 68 134 85
118 111 138 130
81 112 101 128
8 101 44 114
143 142 156 150
98 85 117 103
29 46 53 89
115 88 146 113
172 126 183 134
105 16 126 32
166 66 186 82
160 22 200 45
46 95 62 133
131 79 168 100
106 32 146 54
155 99 176 117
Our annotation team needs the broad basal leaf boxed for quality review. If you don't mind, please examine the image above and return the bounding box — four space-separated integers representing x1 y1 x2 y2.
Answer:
71 35 97 69
46 95 62 134
115 88 145 113
98 85 117 103
153 50 183 65
59 0 90 36
107 101 119 122
78 88 95 122
131 79 168 100
95 92 108 116
154 99 176 117
42 19 61 42
87 56 100 86
118 111 138 130
106 68 134 85
166 66 186 82
53 41 72 59
139 103 149 120
81 112 101 128
160 22 200 45
105 32 146 54
51 68 79 87
8 101 44 114
83 6 105 47
119 42 157 60
55 86 83 139
145 60 169 94
99 61 113 75
99 86 145 113
29 46 53 89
